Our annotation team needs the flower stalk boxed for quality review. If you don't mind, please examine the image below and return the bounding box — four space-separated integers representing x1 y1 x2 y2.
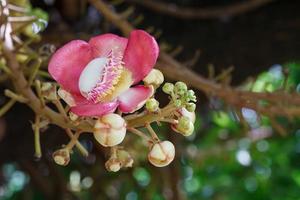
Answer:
33 115 42 158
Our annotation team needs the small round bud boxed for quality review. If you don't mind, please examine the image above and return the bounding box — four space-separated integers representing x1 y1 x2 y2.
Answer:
171 108 195 136
146 98 159 112
148 141 175 167
187 90 196 102
187 90 195 97
69 112 79 121
105 149 134 172
41 82 57 101
174 99 182 107
52 148 70 166
16 53 29 63
105 158 121 172
94 113 126 147
186 103 196 112
117 149 134 168
180 107 196 123
176 116 194 136
174 82 187 95
41 82 53 91
162 83 174 94
143 69 164 86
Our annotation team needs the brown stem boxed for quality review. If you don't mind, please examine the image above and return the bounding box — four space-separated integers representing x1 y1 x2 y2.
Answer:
124 0 275 20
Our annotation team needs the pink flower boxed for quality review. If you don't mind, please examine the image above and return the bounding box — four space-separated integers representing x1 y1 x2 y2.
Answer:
48 30 159 116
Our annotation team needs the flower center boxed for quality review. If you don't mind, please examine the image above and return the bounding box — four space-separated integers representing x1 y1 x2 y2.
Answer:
78 51 124 103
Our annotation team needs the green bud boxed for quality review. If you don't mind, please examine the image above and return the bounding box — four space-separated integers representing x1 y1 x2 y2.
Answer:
174 82 187 94
186 103 196 112
187 90 195 97
186 90 197 102
174 99 182 107
162 83 174 94
146 98 159 112
176 116 194 136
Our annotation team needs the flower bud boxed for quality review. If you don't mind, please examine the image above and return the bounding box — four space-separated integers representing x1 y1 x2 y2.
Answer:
57 88 76 106
117 149 134 168
148 141 175 167
105 158 122 172
186 89 197 102
186 103 196 112
146 98 159 112
143 69 164 86
52 148 70 166
171 108 196 136
174 81 187 95
41 82 57 101
175 116 194 136
162 83 174 94
105 149 134 172
69 112 79 121
179 107 196 123
174 99 182 107
93 113 126 147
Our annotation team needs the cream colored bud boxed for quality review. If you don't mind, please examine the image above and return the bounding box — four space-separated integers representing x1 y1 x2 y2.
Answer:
41 82 57 101
171 108 195 136
148 141 175 167
69 112 79 121
117 149 134 168
57 88 76 106
52 148 70 166
41 82 53 91
94 113 126 147
105 158 122 172
143 69 164 86
180 107 196 123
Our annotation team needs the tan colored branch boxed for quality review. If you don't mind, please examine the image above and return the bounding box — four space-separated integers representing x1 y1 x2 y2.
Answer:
124 0 275 20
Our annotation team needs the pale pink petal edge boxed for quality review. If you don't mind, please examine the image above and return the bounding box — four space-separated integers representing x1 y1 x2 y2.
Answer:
118 85 153 113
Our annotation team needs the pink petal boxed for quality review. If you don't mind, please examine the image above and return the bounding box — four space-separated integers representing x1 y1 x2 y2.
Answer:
123 30 159 84
48 40 92 94
88 34 128 57
118 85 153 113
70 101 119 117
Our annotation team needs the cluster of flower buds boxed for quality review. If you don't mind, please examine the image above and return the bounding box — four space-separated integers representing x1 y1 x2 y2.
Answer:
163 81 196 111
162 81 197 136
105 148 134 172
51 79 197 170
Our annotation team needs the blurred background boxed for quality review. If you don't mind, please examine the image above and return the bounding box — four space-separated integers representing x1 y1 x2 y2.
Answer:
1 0 300 199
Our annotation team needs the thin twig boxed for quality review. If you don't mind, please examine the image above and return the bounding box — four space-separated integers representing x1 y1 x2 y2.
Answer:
124 0 275 20
34 115 42 158
65 128 89 157
0 99 16 117
4 89 28 103
145 123 160 141
127 127 152 142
